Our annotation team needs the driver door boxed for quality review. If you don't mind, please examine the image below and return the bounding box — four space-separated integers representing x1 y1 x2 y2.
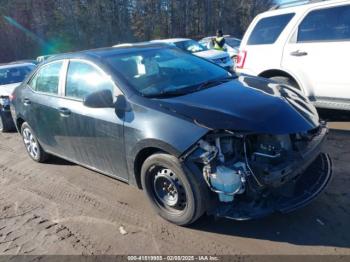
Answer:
58 59 128 180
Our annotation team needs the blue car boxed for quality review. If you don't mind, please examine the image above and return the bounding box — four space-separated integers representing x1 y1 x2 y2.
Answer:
11 43 332 225
0 62 35 132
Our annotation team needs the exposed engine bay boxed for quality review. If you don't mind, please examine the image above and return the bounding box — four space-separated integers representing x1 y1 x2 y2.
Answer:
185 123 332 219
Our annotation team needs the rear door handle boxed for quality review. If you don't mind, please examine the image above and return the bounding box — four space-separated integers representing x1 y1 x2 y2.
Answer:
58 107 71 117
290 50 308 56
23 98 31 105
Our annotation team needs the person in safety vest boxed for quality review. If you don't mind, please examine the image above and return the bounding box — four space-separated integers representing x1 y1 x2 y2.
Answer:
211 30 225 51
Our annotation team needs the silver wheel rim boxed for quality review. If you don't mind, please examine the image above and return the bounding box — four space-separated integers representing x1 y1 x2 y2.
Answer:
152 168 187 211
23 128 39 159
0 117 3 131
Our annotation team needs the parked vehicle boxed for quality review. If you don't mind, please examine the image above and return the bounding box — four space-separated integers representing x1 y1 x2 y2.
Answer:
12 43 332 225
0 62 35 132
199 35 241 59
236 0 350 111
150 38 234 70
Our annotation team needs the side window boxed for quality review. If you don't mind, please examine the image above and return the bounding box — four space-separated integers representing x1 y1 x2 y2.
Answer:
298 5 350 42
29 61 63 94
65 61 115 100
247 13 295 45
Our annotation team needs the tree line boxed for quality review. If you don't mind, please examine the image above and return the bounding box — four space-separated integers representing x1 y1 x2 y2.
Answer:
0 0 273 63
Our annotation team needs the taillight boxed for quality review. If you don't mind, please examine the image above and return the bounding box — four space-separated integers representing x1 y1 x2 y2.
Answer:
236 50 247 69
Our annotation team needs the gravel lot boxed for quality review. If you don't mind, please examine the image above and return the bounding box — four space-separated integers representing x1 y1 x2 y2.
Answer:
0 110 349 256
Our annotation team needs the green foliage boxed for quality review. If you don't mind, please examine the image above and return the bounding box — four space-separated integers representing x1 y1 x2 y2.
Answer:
0 0 273 63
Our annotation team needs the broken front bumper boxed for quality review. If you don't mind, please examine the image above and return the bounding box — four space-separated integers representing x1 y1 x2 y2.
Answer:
213 152 332 220
209 124 332 220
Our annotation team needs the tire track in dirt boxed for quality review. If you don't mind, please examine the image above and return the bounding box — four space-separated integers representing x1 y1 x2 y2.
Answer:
0 160 239 254
0 198 93 255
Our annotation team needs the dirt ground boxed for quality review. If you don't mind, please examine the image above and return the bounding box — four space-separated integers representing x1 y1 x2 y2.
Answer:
0 109 349 256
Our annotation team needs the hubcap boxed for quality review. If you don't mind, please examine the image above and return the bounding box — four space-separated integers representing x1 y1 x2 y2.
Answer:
23 128 39 159
152 168 187 210
0 117 3 131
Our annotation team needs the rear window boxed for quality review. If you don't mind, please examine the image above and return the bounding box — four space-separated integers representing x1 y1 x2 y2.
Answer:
29 61 63 94
298 5 350 42
0 65 34 85
247 13 295 45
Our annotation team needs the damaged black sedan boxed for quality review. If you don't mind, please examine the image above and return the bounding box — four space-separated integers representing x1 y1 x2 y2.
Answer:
11 43 332 225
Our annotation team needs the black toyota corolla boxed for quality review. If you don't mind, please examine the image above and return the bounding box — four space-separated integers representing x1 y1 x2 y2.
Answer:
11 43 332 225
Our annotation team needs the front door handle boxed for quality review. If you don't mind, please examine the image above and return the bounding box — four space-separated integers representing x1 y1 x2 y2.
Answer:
290 50 308 56
23 98 31 105
58 107 71 117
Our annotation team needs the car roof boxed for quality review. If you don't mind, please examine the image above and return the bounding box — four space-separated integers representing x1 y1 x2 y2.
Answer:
259 0 348 17
0 62 35 69
150 38 191 43
45 42 170 63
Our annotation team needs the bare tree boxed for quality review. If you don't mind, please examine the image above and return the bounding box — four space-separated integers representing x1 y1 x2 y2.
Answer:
0 0 273 63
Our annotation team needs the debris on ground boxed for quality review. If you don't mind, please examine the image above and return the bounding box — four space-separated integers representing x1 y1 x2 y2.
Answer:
119 226 128 235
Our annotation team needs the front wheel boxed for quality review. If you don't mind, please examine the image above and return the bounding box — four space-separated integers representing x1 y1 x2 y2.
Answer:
21 122 48 162
141 153 208 226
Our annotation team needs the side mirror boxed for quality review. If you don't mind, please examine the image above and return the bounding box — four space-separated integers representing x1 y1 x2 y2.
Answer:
115 95 131 117
83 89 114 108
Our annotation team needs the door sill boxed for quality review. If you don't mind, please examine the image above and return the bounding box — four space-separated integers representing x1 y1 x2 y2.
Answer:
313 97 350 111
45 150 129 183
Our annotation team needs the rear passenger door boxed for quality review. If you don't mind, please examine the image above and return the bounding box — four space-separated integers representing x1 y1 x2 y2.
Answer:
282 4 350 101
23 60 68 155
240 13 295 74
58 59 128 180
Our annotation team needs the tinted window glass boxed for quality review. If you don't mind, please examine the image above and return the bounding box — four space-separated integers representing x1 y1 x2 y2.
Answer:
226 38 241 48
29 61 63 94
66 61 114 100
105 48 232 97
0 65 34 85
247 13 295 45
298 5 350 42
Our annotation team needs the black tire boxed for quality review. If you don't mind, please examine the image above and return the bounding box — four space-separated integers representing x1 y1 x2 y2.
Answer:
21 122 48 162
141 153 208 226
269 76 300 91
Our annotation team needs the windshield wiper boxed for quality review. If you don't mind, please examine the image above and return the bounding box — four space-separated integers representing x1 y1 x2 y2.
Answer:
193 76 236 92
144 75 237 98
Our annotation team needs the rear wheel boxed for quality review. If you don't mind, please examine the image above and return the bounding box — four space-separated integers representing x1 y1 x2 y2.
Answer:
21 122 48 162
141 153 208 226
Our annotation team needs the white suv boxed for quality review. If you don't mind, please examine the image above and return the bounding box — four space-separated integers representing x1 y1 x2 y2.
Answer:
236 0 350 110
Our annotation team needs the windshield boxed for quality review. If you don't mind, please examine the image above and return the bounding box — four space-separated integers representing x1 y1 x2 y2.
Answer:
0 65 35 85
174 40 208 53
105 48 234 98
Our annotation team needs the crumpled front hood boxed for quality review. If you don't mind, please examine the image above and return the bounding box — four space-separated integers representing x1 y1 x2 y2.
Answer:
156 75 319 135
194 49 228 60
0 83 20 97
